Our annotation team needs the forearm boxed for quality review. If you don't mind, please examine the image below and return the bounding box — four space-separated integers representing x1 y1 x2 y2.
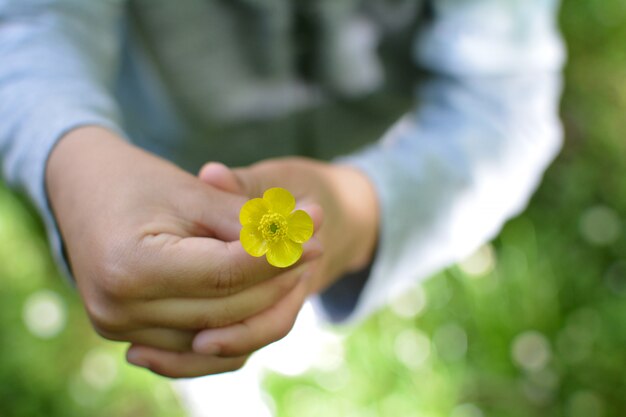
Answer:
321 163 379 275
319 0 565 324
0 0 125 280
46 126 138 269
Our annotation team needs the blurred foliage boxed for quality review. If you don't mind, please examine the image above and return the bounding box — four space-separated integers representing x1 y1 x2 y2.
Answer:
262 1 626 417
1 1 626 416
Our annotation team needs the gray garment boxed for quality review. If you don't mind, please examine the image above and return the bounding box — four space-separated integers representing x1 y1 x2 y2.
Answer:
119 0 422 172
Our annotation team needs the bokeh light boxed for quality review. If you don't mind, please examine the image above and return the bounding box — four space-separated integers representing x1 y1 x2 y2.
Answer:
68 372 98 408
394 328 431 370
579 205 622 246
81 348 118 391
566 391 605 417
389 285 427 319
22 289 67 339
433 323 468 362
458 244 496 278
313 366 351 393
511 331 551 372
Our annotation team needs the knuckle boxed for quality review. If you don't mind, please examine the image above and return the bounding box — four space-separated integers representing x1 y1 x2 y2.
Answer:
200 308 232 329
99 273 128 299
144 352 185 379
212 260 245 296
94 240 147 300
98 261 143 300
93 326 125 342
85 297 129 335
193 312 226 330
228 357 249 372
270 315 297 343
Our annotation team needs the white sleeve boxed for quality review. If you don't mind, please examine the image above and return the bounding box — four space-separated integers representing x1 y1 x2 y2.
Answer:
0 0 126 279
319 0 565 323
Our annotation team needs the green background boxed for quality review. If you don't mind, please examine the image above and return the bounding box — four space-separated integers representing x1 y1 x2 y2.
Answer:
1 1 625 416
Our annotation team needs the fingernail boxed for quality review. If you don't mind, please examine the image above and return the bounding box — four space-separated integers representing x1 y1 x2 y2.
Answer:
193 335 221 355
126 349 150 368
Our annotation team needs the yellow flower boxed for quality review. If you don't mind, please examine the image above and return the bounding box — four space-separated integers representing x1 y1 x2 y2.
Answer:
239 187 314 268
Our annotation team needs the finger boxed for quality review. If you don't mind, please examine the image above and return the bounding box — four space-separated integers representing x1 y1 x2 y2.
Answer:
198 162 243 194
192 270 311 357
99 327 195 351
182 185 246 241
135 263 311 330
139 234 322 298
198 162 262 200
126 345 249 378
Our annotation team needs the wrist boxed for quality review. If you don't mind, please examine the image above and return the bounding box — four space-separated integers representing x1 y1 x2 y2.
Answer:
331 164 379 273
46 126 130 203
45 126 137 254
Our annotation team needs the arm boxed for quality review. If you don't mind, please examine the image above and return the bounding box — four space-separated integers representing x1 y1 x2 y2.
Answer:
0 0 322 377
327 0 565 323
0 0 124 276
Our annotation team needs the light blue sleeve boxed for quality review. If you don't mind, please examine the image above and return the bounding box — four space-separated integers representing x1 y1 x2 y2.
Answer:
0 0 126 277
318 0 565 323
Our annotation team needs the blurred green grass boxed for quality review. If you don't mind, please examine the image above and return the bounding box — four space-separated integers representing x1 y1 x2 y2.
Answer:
1 1 626 416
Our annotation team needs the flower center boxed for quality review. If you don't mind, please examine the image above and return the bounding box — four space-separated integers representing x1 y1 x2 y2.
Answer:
259 213 287 242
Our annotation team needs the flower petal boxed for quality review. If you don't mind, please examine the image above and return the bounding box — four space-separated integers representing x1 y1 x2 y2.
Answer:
240 225 268 257
239 198 269 226
266 239 303 268
286 210 314 243
263 187 295 216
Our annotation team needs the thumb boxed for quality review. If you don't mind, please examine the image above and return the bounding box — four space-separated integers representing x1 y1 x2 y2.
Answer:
198 162 267 202
198 162 246 195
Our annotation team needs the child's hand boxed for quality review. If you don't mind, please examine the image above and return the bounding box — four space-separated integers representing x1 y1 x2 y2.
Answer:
192 157 379 355
46 127 322 377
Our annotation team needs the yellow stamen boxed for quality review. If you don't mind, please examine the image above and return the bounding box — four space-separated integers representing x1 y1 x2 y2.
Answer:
259 213 287 242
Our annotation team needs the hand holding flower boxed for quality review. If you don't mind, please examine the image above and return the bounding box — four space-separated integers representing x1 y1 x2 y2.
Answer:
197 157 379 297
46 127 324 377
